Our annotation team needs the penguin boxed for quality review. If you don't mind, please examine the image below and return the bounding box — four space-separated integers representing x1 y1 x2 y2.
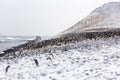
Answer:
49 54 54 59
34 59 39 66
5 65 10 73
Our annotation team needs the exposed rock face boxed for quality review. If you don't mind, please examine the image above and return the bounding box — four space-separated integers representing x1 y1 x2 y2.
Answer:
58 2 120 36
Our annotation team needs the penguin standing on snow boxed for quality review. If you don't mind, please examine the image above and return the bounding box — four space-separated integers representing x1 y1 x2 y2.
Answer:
5 65 10 73
34 59 39 66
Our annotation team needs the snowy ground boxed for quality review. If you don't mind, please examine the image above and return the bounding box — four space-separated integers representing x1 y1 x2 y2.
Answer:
0 37 120 80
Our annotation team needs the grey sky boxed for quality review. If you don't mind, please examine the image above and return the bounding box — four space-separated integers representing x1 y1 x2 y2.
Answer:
0 0 119 36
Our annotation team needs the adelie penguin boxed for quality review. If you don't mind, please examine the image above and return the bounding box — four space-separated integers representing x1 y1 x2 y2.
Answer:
34 59 39 66
5 65 10 73
50 54 54 59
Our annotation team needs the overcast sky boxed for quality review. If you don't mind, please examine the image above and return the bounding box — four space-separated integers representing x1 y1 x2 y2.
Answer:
0 0 120 36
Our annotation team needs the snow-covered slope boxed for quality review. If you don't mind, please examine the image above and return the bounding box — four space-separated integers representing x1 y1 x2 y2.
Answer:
58 2 120 36
1 2 120 80
2 2 120 56
1 37 120 80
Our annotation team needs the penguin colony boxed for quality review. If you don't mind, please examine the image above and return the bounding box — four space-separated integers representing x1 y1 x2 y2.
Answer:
1 29 120 58
0 29 120 73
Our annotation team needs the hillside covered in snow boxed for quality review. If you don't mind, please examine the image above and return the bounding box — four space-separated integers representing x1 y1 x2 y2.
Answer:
1 37 120 80
58 2 120 36
1 2 120 80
